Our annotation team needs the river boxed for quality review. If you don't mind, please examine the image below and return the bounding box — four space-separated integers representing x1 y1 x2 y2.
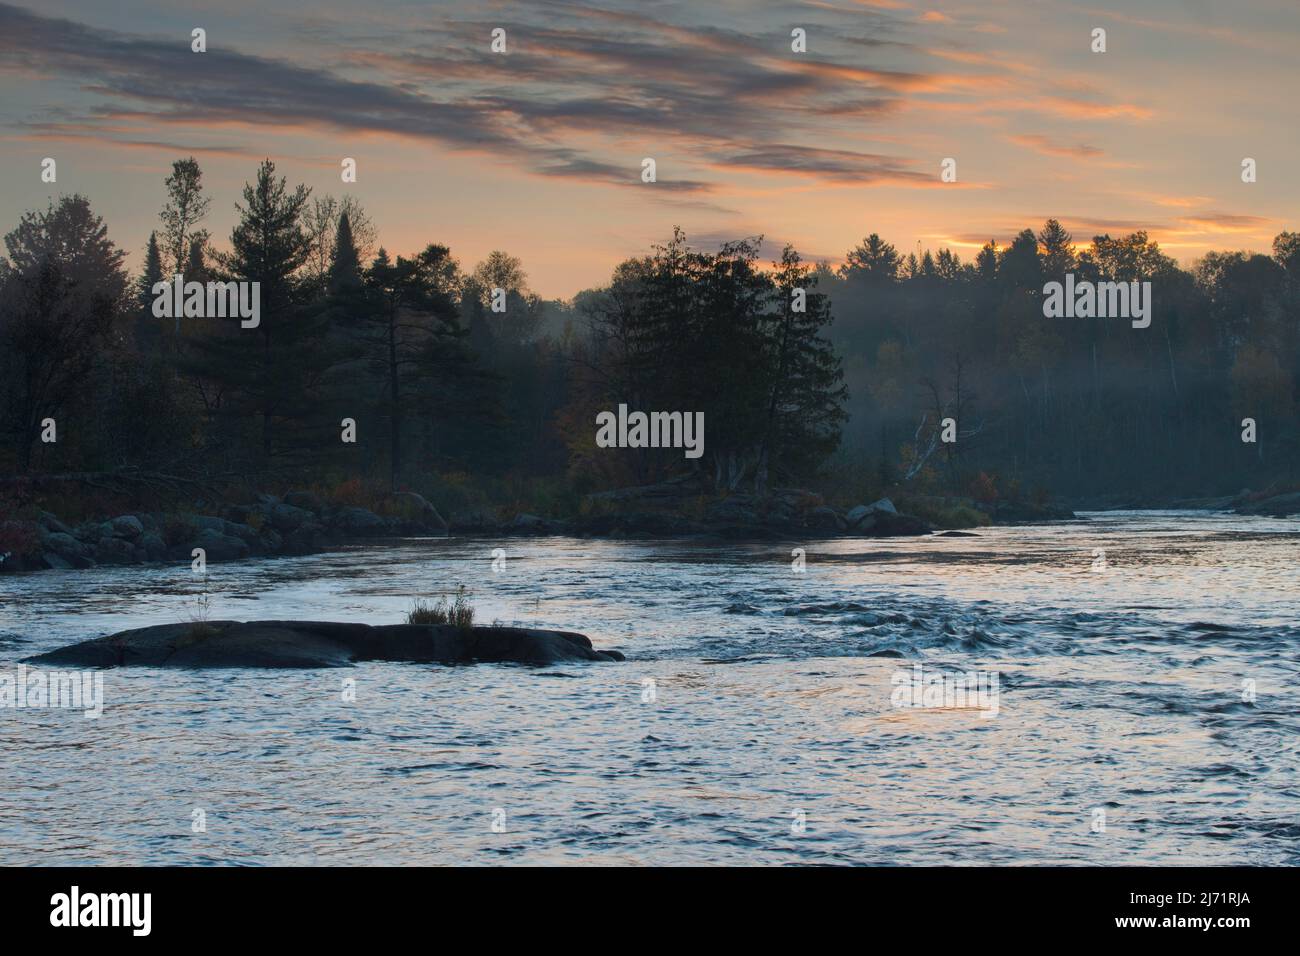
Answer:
1 511 1296 865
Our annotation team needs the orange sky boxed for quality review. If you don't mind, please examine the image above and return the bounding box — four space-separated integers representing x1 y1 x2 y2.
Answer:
1 0 1297 298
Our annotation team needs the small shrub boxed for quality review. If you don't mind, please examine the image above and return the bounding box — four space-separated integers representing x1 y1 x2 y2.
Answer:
408 585 475 629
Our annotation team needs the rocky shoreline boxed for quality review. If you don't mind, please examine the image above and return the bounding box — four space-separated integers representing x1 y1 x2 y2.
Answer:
6 482 1287 577
26 620 625 668
1 483 1085 574
0 478 1190 574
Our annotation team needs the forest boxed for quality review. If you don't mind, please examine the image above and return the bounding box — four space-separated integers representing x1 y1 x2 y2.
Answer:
1 157 1297 525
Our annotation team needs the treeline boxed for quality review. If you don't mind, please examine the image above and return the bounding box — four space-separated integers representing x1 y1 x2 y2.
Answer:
1 156 1296 516
817 222 1300 501
0 158 846 514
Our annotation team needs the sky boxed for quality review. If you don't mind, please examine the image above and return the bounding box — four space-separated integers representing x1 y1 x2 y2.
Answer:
1 0 1297 299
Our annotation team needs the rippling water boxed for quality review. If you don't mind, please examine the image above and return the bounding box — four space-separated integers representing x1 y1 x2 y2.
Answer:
1 511 1297 865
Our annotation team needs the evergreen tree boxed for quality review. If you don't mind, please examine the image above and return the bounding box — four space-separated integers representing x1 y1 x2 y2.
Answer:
328 212 361 293
1037 218 1076 278
755 246 848 492
135 231 164 354
362 244 464 489
187 159 319 467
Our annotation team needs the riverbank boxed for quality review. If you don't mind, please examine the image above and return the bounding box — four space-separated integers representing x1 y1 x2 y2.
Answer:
7 479 1295 577
0 486 985 574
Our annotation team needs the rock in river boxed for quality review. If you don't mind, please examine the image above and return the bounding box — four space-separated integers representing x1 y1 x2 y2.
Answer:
26 620 626 668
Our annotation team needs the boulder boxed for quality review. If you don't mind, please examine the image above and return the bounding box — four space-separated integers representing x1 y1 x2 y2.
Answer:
108 515 144 539
42 533 95 568
283 490 326 513
41 530 88 561
510 512 549 535
37 511 73 536
866 497 898 515
448 507 500 533
1236 491 1300 517
93 536 137 565
576 512 705 537
382 492 448 533
27 620 626 668
705 495 760 526
331 506 388 536
871 512 932 536
806 505 846 533
139 532 167 561
192 527 250 562
281 521 327 555
258 527 283 552
267 502 314 533
845 504 872 527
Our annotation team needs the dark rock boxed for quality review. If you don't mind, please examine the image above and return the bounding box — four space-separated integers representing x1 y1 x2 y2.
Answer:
281 521 327 555
193 527 250 562
510 513 549 534
331 506 388 536
38 511 73 536
93 536 137 565
382 492 448 534
27 620 625 669
985 501 1076 523
1235 491 1300 517
871 512 932 536
844 504 873 527
577 512 705 537
585 473 709 506
267 502 314 533
283 490 326 513
139 532 167 561
705 495 760 526
806 505 846 532
772 488 823 510
108 515 144 539
41 530 88 561
448 507 500 533
937 530 979 537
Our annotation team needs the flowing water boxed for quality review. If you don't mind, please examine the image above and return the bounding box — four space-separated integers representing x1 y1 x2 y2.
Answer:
1 511 1297 865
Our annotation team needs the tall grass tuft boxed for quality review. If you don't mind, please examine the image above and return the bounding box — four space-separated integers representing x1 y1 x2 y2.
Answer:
408 585 475 630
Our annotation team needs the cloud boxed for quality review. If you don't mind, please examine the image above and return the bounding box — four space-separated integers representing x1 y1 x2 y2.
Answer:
0 0 969 192
1009 134 1105 159
707 145 935 185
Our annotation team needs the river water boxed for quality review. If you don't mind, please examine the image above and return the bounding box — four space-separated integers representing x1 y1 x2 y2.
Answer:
1 511 1297 865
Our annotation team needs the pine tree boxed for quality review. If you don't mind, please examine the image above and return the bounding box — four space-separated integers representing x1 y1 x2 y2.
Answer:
1037 218 1075 279
755 245 848 492
185 159 320 467
135 231 164 354
328 212 361 293
186 236 206 283
840 233 901 283
361 244 465 489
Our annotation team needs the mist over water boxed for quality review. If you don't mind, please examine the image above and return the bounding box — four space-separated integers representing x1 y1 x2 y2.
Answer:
1 511 1296 865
